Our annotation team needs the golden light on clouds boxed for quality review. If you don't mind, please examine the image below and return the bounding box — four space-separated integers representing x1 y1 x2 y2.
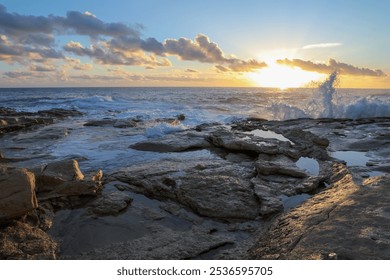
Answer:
247 61 326 89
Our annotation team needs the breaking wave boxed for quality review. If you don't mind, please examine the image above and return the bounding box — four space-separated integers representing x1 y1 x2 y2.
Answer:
272 72 390 120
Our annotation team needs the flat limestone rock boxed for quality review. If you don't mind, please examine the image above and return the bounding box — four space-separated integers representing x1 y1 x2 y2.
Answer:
249 164 390 260
61 225 234 260
255 155 307 178
0 168 38 221
0 107 82 136
207 128 300 159
130 131 211 152
112 158 259 220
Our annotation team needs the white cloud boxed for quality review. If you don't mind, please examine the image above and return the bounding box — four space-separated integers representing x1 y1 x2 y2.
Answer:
302 43 342 50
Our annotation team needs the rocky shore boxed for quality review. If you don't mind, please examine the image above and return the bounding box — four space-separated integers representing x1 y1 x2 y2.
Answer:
1 107 389 259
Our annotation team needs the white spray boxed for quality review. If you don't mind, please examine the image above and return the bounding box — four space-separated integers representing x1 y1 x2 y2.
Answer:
317 71 338 118
271 71 390 120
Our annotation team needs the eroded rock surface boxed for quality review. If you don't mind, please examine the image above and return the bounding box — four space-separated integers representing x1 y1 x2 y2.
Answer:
1 115 390 260
111 158 260 220
35 159 103 202
0 220 57 259
249 165 390 259
0 168 38 221
0 107 82 136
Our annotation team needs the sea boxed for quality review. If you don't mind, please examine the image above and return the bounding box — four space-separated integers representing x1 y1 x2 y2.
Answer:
1 81 390 172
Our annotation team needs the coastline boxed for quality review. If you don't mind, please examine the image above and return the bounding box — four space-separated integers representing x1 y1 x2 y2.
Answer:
1 107 389 259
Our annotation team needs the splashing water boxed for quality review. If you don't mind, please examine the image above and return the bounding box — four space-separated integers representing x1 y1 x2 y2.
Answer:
272 71 390 120
316 71 338 118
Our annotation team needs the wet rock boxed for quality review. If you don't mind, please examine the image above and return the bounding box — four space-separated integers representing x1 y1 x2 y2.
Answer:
113 119 138 128
0 107 82 136
88 192 133 216
0 220 57 259
277 128 329 160
250 165 390 260
130 131 210 152
84 118 138 128
255 155 307 178
0 168 38 222
176 173 260 220
62 225 234 260
37 108 82 118
207 128 299 159
112 158 259 220
177 114 186 121
84 119 117 127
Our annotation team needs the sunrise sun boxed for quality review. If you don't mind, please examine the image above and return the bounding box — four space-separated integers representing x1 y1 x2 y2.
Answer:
247 61 326 89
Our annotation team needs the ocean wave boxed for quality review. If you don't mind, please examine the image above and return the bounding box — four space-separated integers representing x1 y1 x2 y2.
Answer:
145 122 187 138
271 72 390 120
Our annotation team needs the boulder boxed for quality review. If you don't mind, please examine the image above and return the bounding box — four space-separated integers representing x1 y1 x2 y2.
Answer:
35 159 102 200
0 168 38 222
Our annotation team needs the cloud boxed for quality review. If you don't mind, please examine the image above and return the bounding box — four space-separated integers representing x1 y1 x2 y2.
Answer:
57 11 140 38
0 5 265 73
215 65 230 72
226 59 267 72
69 74 123 81
163 34 266 72
0 5 54 36
3 70 44 79
302 43 342 49
64 41 171 67
185 68 198 73
30 64 55 72
277 58 386 77
73 63 93 71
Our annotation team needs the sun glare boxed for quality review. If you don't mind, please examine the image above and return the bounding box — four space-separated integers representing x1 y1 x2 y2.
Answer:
247 61 325 89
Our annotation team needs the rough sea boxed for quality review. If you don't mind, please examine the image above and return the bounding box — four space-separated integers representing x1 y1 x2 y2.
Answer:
1 83 390 172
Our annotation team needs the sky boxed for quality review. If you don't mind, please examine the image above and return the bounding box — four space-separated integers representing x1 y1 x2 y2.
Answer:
0 0 389 88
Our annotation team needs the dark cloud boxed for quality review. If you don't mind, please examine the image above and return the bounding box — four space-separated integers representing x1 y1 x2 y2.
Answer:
140 37 165 54
3 71 43 79
64 41 171 67
164 36 207 62
226 59 267 72
0 4 265 72
19 34 55 47
30 64 55 72
0 5 139 38
0 36 22 56
163 34 267 72
185 68 198 73
57 11 140 38
0 5 54 35
277 58 386 77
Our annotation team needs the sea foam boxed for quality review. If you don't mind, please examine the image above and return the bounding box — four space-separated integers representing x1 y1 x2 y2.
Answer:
272 72 390 120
